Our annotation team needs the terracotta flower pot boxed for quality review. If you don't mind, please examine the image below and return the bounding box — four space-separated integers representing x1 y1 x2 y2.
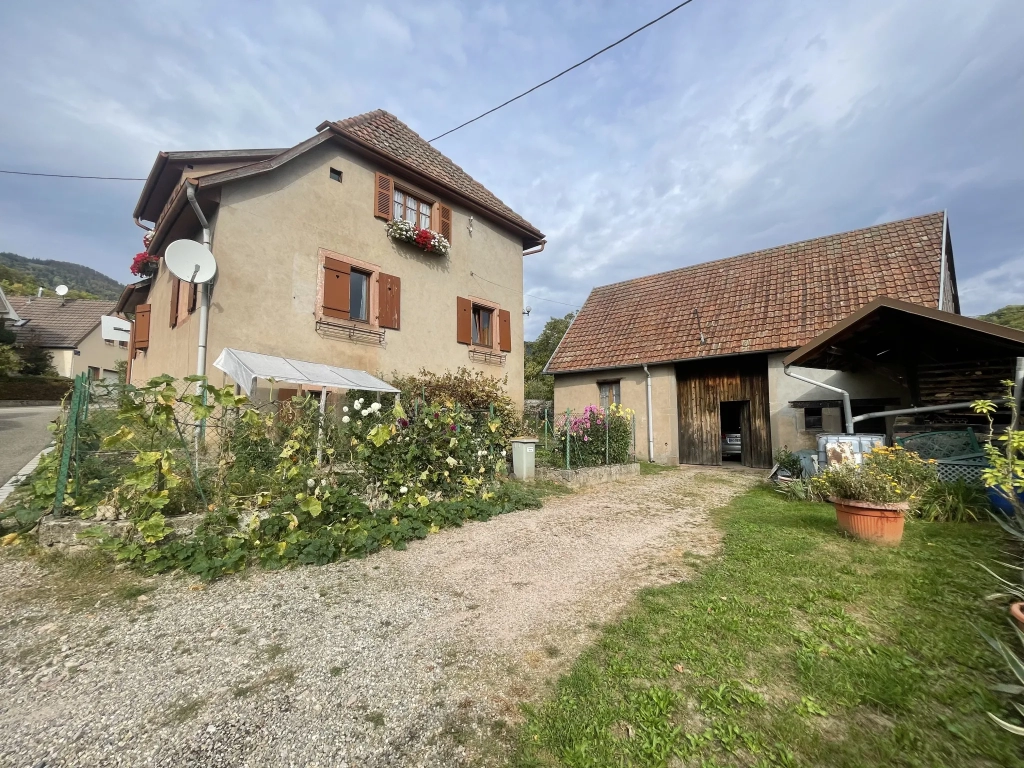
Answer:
1011 602 1024 631
830 498 908 546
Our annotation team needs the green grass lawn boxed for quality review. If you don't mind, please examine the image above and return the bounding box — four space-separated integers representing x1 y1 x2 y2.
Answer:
512 488 1024 767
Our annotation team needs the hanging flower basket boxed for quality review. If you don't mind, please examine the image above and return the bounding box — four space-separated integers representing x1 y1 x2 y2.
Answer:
386 218 450 257
130 251 160 278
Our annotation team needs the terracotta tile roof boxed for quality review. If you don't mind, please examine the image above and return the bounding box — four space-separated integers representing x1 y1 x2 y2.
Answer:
329 110 542 238
8 297 117 348
547 212 948 373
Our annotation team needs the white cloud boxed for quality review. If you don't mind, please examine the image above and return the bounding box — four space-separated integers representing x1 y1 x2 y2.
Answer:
959 255 1024 316
0 0 1021 337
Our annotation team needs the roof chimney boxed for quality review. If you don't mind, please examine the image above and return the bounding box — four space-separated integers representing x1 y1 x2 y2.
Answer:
36 287 43 298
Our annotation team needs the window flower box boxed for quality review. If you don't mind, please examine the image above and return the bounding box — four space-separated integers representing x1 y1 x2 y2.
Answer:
386 218 450 257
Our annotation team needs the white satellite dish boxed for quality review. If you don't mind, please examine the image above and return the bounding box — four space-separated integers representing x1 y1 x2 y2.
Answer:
55 284 68 296
164 239 217 284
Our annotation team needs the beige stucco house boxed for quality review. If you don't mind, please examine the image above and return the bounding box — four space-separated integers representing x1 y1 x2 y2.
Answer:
8 296 126 381
547 213 959 467
122 110 545 404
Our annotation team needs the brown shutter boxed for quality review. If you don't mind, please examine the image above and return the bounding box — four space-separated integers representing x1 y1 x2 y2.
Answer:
378 272 401 330
439 204 452 243
323 257 351 320
169 277 180 327
374 172 393 220
498 309 512 353
456 296 472 345
188 283 198 314
277 388 298 402
135 304 151 350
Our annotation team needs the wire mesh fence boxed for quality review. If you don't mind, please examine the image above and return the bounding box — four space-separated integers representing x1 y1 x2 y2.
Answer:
529 406 638 470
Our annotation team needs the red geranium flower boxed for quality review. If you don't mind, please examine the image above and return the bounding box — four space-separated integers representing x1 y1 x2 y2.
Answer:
414 228 433 250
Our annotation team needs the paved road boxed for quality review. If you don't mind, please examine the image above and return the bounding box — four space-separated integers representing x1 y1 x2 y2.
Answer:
0 406 59 487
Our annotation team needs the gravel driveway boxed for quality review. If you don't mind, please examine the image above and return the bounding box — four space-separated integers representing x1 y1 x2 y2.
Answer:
0 465 758 767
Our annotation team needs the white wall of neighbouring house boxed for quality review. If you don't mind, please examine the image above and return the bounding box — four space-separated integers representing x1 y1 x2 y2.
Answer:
767 352 909 452
553 364 679 464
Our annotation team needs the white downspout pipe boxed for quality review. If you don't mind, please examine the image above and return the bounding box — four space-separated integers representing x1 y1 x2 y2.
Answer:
186 182 212 451
186 183 211 380
784 365 854 435
642 364 655 462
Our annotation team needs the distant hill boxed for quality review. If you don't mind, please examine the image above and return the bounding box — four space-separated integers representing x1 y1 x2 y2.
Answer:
0 252 123 301
978 305 1024 332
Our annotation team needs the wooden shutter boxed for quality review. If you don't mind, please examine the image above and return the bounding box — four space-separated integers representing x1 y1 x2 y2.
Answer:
498 309 512 352
456 297 472 345
169 277 180 327
323 257 351 320
188 283 198 314
277 388 298 402
378 273 401 330
373 172 393 220
135 304 151 351
439 204 452 243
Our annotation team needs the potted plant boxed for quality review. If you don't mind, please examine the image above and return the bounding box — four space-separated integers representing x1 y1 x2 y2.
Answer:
809 445 936 546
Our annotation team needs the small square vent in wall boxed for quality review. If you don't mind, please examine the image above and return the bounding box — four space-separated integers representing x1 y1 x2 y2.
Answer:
329 168 342 183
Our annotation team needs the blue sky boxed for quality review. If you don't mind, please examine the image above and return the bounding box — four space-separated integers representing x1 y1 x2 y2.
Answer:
1 0 1022 337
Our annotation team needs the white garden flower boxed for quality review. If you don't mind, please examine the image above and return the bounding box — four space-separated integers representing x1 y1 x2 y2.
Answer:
501 450 507 457
400 486 408 494
342 416 350 423
307 478 315 488
370 402 381 412
343 406 349 413
361 409 370 417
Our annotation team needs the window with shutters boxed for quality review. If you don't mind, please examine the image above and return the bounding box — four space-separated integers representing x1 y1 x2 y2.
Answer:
457 296 511 356
374 172 453 246
316 248 400 334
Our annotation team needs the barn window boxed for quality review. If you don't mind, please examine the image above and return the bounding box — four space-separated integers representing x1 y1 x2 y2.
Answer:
598 381 621 410
803 407 823 431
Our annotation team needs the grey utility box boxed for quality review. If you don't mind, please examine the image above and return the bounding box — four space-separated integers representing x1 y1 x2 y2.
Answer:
510 437 539 481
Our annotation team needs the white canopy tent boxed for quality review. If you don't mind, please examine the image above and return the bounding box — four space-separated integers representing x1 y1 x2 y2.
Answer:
212 347 399 397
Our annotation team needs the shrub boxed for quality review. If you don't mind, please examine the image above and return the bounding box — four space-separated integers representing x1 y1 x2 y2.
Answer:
916 479 990 522
339 395 507 503
389 367 522 444
550 403 633 467
809 445 937 507
774 447 803 478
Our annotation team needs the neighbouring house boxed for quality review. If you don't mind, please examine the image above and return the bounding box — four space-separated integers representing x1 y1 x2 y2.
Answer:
546 212 962 468
122 110 545 404
0 286 21 328
7 296 126 381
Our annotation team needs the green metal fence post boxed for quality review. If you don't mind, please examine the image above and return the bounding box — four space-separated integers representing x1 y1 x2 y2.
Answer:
605 412 610 465
565 409 571 470
53 373 86 516
544 407 548 450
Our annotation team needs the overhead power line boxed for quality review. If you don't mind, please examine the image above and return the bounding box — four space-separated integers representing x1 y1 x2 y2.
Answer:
429 0 698 142
470 271 580 309
0 169 145 181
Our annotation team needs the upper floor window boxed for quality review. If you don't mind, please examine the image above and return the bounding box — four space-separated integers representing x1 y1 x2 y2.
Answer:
393 189 432 230
350 269 370 323
472 305 493 347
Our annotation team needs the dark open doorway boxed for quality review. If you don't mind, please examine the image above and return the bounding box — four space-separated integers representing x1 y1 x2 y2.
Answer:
720 400 751 465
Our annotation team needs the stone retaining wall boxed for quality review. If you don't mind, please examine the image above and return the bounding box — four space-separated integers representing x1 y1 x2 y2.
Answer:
536 462 640 488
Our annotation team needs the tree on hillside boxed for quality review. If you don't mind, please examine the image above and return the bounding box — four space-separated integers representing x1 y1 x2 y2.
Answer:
0 252 123 300
524 312 575 401
979 305 1024 332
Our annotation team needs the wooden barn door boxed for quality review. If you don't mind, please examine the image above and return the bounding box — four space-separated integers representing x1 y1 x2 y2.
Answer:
677 356 773 468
